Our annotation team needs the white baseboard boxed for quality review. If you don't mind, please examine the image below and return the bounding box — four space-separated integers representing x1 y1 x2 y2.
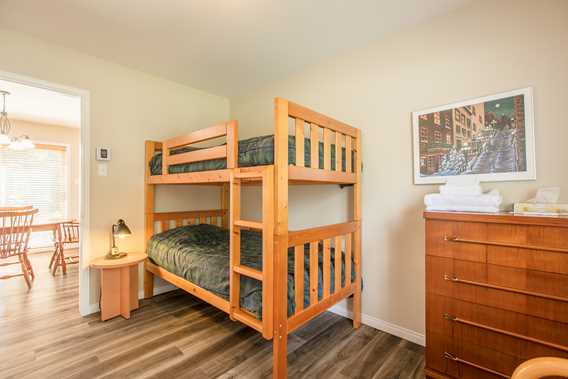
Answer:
138 283 176 299
329 304 425 346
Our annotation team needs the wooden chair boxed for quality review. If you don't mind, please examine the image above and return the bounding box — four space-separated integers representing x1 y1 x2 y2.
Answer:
511 357 568 378
50 221 79 275
0 207 38 289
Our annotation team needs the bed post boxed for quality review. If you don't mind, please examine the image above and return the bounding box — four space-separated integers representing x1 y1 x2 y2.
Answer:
273 97 289 379
353 130 362 328
144 140 157 298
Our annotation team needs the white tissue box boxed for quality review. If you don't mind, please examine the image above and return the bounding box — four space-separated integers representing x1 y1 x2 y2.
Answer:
514 202 568 216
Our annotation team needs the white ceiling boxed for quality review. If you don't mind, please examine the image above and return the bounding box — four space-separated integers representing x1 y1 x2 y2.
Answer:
0 80 81 127
0 0 469 97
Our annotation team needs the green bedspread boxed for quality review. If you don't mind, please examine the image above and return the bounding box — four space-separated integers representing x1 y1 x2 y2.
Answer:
149 134 353 175
147 224 356 318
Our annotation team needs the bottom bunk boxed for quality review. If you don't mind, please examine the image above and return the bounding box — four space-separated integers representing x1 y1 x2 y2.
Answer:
146 223 356 324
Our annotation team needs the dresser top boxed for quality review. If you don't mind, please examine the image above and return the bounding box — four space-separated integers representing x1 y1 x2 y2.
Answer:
424 210 568 228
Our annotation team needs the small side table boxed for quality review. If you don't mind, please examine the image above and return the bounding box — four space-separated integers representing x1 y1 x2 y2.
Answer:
90 252 147 321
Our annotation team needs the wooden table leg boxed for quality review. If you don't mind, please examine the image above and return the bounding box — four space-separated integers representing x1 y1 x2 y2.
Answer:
130 265 139 311
100 268 121 321
119 266 131 319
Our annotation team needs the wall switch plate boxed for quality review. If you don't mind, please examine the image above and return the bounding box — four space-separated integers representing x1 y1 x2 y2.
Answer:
97 163 108 177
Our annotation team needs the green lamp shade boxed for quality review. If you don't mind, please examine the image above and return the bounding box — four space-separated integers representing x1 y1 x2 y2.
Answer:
113 219 131 237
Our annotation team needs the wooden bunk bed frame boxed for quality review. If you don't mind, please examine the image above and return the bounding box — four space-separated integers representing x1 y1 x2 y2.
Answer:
144 98 362 378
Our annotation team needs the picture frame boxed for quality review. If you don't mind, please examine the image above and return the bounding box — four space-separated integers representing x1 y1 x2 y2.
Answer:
412 87 536 184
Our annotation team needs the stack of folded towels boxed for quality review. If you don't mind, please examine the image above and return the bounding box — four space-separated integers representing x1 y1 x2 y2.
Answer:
424 178 504 213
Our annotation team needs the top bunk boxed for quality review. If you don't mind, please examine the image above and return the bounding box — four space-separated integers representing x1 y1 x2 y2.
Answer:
145 98 361 185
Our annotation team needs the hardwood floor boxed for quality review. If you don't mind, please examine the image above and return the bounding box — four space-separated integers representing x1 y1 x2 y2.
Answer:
0 253 425 378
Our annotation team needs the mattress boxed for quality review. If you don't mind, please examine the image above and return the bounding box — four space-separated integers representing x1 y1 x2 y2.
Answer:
149 134 353 175
147 223 356 318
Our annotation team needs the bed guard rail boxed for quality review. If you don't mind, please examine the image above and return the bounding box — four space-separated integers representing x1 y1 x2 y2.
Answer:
161 120 238 175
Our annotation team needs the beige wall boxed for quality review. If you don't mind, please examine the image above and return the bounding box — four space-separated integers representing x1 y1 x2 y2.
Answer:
11 120 81 220
231 0 568 338
0 29 229 309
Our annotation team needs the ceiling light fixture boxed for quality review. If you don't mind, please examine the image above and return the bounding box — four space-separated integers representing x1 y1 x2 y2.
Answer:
0 90 34 150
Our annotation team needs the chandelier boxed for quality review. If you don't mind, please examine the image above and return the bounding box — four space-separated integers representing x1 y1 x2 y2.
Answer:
0 90 34 150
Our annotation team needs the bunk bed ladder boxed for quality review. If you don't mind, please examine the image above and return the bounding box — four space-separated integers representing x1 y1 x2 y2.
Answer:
229 166 274 339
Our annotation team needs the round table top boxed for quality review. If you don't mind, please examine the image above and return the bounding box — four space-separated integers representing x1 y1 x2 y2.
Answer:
90 252 147 269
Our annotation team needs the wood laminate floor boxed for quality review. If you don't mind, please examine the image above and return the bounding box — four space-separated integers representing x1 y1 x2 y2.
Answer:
0 252 425 379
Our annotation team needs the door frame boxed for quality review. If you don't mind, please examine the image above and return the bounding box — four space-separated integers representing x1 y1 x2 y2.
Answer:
0 70 92 316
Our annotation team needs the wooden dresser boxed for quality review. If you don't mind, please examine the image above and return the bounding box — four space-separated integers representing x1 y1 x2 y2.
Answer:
424 211 568 379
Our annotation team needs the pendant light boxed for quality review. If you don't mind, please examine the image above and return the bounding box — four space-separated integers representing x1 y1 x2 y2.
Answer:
0 90 35 150
0 91 11 146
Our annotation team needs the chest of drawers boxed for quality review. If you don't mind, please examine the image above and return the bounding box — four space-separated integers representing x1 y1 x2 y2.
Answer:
424 211 568 379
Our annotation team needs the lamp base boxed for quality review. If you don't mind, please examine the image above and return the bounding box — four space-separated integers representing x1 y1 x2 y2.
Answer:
105 251 128 260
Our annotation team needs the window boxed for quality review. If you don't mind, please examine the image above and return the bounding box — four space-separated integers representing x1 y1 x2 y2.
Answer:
0 144 68 248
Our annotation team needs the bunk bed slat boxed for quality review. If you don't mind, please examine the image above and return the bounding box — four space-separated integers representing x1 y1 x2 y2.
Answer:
309 241 318 305
335 132 342 172
295 118 305 167
167 145 226 166
345 135 352 174
294 245 304 313
310 124 319 169
345 233 352 290
233 265 263 281
164 123 227 149
234 219 263 230
323 239 331 298
323 128 332 171
334 235 342 292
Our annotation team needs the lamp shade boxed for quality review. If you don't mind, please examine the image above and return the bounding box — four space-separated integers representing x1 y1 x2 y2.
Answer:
113 219 131 237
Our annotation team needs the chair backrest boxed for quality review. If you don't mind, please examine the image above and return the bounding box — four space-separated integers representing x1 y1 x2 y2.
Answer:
0 208 38 259
0 205 33 211
58 221 80 244
511 357 568 379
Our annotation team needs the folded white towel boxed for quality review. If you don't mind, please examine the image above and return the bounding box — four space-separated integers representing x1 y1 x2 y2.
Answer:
425 204 502 213
424 189 503 212
439 184 483 196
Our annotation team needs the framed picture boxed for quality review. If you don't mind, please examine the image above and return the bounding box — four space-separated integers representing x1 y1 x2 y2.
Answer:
412 87 535 184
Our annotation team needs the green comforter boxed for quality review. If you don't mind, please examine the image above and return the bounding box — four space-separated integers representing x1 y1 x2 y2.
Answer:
149 134 353 175
147 224 356 318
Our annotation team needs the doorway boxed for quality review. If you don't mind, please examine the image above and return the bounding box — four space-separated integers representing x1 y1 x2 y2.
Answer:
0 71 90 315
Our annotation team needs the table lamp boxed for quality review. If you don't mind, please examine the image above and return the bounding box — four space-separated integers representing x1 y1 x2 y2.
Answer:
107 219 131 259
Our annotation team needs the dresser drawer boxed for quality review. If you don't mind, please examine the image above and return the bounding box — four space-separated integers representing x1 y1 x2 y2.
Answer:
428 294 568 364
426 220 568 276
428 294 568 379
427 255 568 323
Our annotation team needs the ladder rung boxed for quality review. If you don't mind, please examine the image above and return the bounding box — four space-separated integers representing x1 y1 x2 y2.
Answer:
234 219 263 230
234 171 263 179
232 309 263 333
233 265 263 281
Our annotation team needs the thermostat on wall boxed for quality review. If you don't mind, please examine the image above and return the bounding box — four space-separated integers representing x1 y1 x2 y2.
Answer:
96 147 111 161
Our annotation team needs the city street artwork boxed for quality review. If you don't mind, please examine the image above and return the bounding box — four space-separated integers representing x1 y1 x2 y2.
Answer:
412 87 535 184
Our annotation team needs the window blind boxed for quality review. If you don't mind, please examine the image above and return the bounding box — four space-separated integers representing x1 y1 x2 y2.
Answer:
0 145 67 248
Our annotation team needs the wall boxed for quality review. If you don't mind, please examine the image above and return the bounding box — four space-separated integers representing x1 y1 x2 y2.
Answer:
0 29 229 309
10 119 81 220
231 0 568 341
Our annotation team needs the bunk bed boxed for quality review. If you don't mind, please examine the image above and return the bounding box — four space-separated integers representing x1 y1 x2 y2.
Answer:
144 98 362 378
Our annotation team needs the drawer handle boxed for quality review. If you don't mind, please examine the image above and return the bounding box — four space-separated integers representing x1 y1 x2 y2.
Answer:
443 352 509 378
443 273 568 303
444 235 568 254
443 314 568 353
